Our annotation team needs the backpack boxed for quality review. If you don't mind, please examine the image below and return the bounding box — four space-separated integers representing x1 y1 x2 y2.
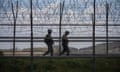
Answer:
44 35 48 44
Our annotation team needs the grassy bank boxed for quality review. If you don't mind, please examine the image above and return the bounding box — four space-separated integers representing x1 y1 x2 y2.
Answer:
0 58 120 72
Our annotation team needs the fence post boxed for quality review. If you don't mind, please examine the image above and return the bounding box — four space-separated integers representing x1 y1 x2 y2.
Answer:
30 0 34 72
92 0 96 72
59 1 65 55
106 2 109 56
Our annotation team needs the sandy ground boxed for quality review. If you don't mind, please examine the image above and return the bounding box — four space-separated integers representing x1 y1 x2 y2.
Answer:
3 52 44 56
3 50 120 56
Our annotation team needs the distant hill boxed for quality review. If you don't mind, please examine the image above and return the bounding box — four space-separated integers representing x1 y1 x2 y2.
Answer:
1 42 120 55
22 45 79 54
79 42 120 54
0 49 13 52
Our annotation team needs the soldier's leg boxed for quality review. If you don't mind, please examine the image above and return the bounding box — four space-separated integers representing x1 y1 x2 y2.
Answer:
43 51 49 56
43 45 50 56
60 46 66 55
66 46 70 56
60 50 64 55
50 45 53 56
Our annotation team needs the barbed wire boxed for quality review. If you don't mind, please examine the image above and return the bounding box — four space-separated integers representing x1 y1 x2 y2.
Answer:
0 0 120 36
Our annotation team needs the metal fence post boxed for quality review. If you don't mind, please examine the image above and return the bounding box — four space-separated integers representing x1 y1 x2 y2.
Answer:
93 0 96 72
106 2 109 56
59 1 65 55
30 0 34 72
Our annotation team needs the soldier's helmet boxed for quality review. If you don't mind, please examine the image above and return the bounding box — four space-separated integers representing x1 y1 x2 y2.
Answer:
48 29 52 33
65 31 69 35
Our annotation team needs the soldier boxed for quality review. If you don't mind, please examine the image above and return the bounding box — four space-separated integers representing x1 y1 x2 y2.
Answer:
43 29 54 56
60 31 70 56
